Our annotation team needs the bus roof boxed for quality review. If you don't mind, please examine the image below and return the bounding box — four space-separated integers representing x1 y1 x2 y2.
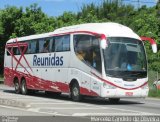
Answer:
7 22 140 43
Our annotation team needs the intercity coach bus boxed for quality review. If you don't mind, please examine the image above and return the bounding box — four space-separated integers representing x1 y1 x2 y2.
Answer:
4 22 157 102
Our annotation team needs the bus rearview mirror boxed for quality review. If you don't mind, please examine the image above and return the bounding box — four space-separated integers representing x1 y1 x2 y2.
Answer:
140 37 157 53
100 34 108 49
151 44 157 53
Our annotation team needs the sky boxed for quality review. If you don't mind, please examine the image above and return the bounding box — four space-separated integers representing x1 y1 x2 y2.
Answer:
0 0 158 17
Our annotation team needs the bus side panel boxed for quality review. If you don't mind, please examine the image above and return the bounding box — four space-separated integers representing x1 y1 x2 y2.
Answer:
69 51 99 96
4 49 14 86
20 53 70 93
4 67 14 87
23 54 60 92
54 52 70 93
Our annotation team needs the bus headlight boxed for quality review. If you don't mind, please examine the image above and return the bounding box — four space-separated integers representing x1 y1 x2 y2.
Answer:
103 82 116 89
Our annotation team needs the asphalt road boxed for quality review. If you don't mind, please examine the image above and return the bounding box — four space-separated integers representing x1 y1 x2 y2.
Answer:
0 84 160 122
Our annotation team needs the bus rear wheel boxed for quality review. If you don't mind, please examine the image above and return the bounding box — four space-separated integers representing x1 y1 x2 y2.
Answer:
14 78 20 94
71 83 81 102
109 98 120 103
21 79 28 95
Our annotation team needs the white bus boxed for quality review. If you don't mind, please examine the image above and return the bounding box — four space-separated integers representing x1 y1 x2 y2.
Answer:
4 22 157 102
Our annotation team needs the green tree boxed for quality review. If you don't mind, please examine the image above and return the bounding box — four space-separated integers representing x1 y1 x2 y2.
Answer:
0 6 23 40
0 11 3 36
55 12 77 28
0 20 4 37
0 1 159 74
14 3 55 36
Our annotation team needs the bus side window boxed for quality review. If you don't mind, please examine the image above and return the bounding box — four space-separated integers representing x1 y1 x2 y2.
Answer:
55 35 70 52
7 47 12 56
74 35 102 73
74 35 92 65
27 40 37 54
47 38 52 52
7 50 10 56
51 37 55 52
13 47 20 55
20 46 28 54
62 35 70 51
39 38 45 53
40 38 50 53
27 41 31 54
92 36 102 73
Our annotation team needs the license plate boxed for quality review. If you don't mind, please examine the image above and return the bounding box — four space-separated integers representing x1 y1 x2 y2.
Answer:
125 92 133 96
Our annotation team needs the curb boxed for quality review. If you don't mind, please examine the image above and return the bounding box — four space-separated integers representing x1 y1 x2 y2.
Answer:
146 97 160 100
0 82 30 109
0 98 30 108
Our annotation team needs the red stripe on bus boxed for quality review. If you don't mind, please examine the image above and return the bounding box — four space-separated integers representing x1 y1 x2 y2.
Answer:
6 47 30 74
50 31 101 37
50 31 108 44
15 39 33 72
91 72 147 90
6 41 31 75
4 67 99 96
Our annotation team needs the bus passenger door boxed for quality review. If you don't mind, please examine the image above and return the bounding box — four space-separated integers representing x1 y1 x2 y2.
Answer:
90 36 102 96
73 34 93 95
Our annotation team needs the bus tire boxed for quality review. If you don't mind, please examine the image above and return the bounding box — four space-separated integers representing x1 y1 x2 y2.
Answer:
71 83 81 102
109 98 120 103
14 78 21 94
21 78 28 95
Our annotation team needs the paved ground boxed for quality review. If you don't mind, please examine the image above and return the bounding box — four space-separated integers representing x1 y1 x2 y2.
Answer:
0 84 160 122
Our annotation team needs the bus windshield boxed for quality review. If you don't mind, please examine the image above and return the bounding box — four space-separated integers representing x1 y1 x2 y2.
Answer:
103 37 147 79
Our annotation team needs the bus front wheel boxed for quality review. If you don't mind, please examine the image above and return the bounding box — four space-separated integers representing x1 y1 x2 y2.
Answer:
71 83 81 102
21 79 28 95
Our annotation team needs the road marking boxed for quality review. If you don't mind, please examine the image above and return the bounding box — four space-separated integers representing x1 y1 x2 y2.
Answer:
1 89 160 116
67 102 156 115
27 98 158 115
30 102 73 105
0 105 68 116
39 107 109 109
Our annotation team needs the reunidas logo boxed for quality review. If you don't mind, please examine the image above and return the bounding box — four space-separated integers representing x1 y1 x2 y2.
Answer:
33 54 63 66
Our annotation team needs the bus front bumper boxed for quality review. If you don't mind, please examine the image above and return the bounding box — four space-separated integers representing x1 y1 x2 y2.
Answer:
100 88 149 98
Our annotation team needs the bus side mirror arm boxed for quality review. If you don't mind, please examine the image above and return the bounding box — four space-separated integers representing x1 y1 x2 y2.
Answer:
140 36 157 53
